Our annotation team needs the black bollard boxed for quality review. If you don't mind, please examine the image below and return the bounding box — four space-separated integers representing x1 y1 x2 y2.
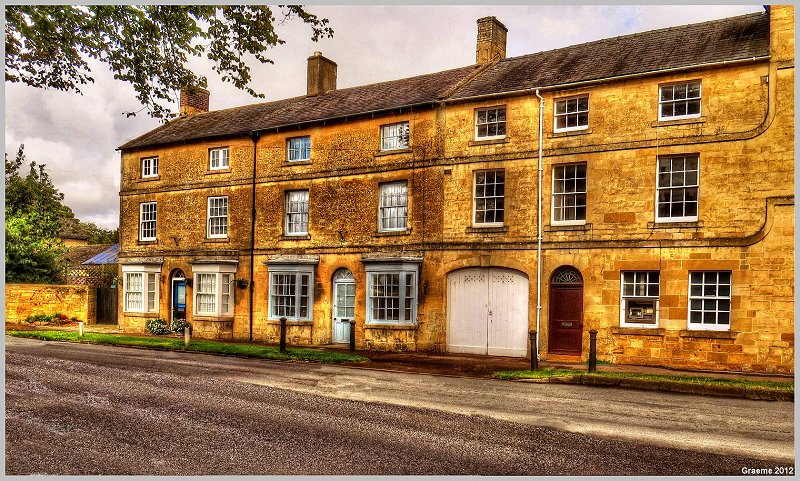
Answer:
588 329 598 373
279 317 287 353
349 319 356 352
529 330 538 371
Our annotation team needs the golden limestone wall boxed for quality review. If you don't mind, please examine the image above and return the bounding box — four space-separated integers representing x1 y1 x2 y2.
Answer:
5 284 94 324
118 8 793 372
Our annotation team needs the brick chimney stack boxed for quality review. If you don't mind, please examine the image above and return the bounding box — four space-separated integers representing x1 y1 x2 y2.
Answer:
476 16 508 64
179 85 210 117
307 51 337 97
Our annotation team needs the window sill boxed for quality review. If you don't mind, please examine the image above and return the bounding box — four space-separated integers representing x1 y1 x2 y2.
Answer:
466 225 508 234
137 176 160 183
280 234 311 241
545 223 591 232
283 160 312 166
205 168 231 175
137 239 158 245
549 128 592 138
267 319 313 326
375 229 411 237
204 238 229 243
193 316 234 322
648 220 702 229
374 148 412 157
365 323 418 331
650 116 706 128
679 329 736 339
611 327 666 337
122 311 161 318
469 137 508 147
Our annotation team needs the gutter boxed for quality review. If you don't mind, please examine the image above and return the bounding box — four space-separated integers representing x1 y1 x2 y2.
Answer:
441 56 770 105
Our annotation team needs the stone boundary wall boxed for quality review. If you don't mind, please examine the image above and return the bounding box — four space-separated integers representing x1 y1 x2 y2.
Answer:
5 284 96 324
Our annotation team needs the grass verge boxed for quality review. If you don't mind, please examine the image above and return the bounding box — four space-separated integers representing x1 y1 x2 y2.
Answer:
493 368 794 392
6 330 368 364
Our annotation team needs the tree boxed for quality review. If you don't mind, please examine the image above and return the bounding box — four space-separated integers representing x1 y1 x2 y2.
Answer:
5 5 333 119
5 145 71 283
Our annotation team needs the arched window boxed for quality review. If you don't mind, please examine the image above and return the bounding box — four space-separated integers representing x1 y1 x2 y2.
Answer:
551 266 583 285
333 268 354 282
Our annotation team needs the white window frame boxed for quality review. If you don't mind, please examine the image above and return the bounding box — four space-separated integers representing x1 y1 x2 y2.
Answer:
551 163 587 226
207 196 228 239
139 202 157 241
209 147 230 170
284 190 309 236
192 263 236 317
687 271 732 332
553 95 589 133
658 80 702 121
473 169 505 227
141 157 158 178
378 181 409 232
287 136 311 162
365 262 418 326
268 264 315 321
474 106 506 140
655 154 699 223
620 271 660 328
380 122 410 151
121 264 160 314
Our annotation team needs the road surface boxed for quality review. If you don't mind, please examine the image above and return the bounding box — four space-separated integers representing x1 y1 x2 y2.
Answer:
5 336 794 475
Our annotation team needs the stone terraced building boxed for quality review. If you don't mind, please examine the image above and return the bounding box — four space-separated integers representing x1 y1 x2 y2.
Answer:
117 6 794 373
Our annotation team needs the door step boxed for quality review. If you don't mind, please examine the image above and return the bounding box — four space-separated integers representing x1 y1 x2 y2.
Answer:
546 353 584 363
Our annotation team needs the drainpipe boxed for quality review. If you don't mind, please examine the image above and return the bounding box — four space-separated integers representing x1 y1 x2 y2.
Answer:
534 89 544 361
248 130 261 342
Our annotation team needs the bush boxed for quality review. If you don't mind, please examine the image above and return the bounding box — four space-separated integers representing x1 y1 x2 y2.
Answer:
170 318 191 334
22 313 75 326
146 318 171 335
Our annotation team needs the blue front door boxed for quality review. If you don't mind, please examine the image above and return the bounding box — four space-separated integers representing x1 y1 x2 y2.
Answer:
172 278 187 322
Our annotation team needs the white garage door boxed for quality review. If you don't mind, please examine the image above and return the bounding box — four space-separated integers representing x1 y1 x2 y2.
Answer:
447 267 529 357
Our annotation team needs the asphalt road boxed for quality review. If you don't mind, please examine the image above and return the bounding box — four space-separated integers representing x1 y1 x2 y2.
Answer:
5 337 794 475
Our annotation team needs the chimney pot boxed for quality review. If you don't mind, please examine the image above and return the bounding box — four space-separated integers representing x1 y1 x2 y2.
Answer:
476 16 508 64
307 52 337 97
179 85 210 117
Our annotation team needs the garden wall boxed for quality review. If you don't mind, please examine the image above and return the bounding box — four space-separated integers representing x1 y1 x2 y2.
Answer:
5 284 96 324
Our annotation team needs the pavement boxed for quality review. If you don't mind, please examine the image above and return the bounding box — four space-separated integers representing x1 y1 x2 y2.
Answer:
6 322 794 400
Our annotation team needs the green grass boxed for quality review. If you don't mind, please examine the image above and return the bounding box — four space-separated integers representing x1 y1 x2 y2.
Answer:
6 330 368 364
493 368 794 391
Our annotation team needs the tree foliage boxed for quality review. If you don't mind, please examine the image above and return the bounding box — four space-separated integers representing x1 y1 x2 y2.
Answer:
5 145 70 283
5 5 334 119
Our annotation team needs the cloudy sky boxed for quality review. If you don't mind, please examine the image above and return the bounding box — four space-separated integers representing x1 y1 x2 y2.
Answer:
4 4 764 230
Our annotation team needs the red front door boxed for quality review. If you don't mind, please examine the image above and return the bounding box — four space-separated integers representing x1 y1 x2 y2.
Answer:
548 284 583 355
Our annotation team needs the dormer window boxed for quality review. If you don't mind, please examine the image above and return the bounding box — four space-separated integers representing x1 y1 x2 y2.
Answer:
475 107 506 140
659 81 701 120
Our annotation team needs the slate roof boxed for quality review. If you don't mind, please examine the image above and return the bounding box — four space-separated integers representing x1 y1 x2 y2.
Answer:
119 12 769 152
82 244 119 265
63 244 112 266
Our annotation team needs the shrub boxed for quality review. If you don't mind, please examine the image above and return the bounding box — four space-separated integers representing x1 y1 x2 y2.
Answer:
22 313 75 326
146 318 171 335
23 314 55 325
170 318 191 334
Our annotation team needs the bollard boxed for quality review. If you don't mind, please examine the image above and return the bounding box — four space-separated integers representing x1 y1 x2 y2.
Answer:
79 321 84 337
279 317 287 353
348 320 356 352
184 326 191 347
529 330 538 371
588 329 598 373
